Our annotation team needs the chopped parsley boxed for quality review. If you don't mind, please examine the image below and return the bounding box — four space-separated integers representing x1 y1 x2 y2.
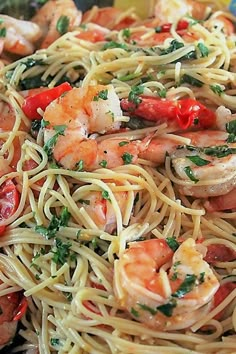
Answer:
43 125 67 158
78 199 90 205
197 42 209 57
119 72 141 82
156 299 177 317
166 236 180 252
226 120 236 143
172 274 197 298
50 338 60 346
131 307 140 317
22 58 45 69
122 152 133 164
202 145 236 158
181 74 203 87
184 166 199 183
93 89 108 101
158 88 167 98
75 160 84 171
35 207 71 239
0 27 6 37
186 155 210 166
103 41 128 50
159 40 197 61
56 15 69 35
210 84 224 96
128 85 144 106
99 160 108 168
51 238 72 265
102 190 111 202
199 272 205 284
119 141 129 147
122 28 131 38
138 303 157 315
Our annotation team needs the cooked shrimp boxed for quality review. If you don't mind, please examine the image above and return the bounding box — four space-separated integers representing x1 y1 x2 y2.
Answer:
82 6 138 30
43 84 149 170
204 188 236 212
32 0 82 48
153 0 209 24
0 15 42 56
114 238 219 331
0 291 20 349
77 190 128 233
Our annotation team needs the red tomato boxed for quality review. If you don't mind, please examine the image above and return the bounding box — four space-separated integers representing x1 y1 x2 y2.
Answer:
76 29 106 43
13 296 28 321
213 282 236 320
204 244 236 264
0 179 19 223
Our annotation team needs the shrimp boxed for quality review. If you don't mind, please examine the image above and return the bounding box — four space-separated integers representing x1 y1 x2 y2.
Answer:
153 0 209 24
0 291 20 349
77 190 128 233
43 84 149 171
82 6 138 31
0 15 42 56
113 238 219 331
204 188 236 212
31 0 82 48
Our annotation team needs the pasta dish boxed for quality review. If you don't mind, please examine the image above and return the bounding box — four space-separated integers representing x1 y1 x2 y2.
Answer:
0 0 236 353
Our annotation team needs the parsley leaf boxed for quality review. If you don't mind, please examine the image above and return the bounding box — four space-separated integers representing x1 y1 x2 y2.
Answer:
172 274 197 298
138 303 157 315
158 88 167 98
210 84 224 96
197 42 209 57
131 307 140 317
166 236 180 252
93 89 108 101
186 155 210 166
128 85 144 106
35 207 71 239
56 15 69 35
75 160 84 171
156 299 177 317
226 120 236 143
184 166 199 183
122 152 133 164
51 238 72 265
103 41 128 50
43 125 66 158
50 338 60 346
102 190 111 202
119 141 129 147
99 160 107 168
0 28 6 37
122 28 131 38
181 74 203 87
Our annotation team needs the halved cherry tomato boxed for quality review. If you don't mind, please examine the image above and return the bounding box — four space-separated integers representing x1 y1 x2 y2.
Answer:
76 29 106 43
121 96 216 130
22 82 72 120
204 244 236 264
213 282 236 320
13 296 28 321
0 179 19 223
156 20 189 33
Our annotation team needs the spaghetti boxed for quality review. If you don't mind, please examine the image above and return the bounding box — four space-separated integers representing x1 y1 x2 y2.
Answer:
0 1 236 353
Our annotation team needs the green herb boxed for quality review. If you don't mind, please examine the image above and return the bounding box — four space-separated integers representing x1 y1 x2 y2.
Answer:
138 303 157 315
173 261 181 271
56 15 69 35
158 88 167 98
160 40 184 55
31 120 42 134
49 162 60 169
210 84 224 96
102 190 111 202
99 160 108 168
122 152 133 164
22 58 44 69
43 125 66 158
122 28 131 38
103 41 128 50
226 120 236 143
197 42 209 57
203 145 236 158
41 119 50 128
119 72 141 82
91 237 98 249
51 238 72 265
50 338 60 346
131 307 140 317
35 274 40 280
166 236 180 252
186 15 203 26
0 28 6 37
76 229 81 239
199 272 205 284
172 274 197 298
186 155 210 166
181 74 203 87
156 299 177 317
64 291 73 302
154 26 162 33
78 199 90 205
184 166 199 183
35 207 71 239
128 85 144 106
93 89 108 101
119 141 129 147
75 160 84 171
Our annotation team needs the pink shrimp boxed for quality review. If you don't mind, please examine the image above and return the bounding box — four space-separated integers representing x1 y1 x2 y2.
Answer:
114 238 219 331
31 0 82 48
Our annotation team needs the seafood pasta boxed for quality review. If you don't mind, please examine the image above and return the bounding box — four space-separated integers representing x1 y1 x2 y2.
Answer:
0 0 236 353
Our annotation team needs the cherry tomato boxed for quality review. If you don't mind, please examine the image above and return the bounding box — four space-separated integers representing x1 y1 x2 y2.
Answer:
22 82 72 120
13 296 28 321
204 244 236 264
76 29 106 43
0 179 19 223
213 282 236 320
